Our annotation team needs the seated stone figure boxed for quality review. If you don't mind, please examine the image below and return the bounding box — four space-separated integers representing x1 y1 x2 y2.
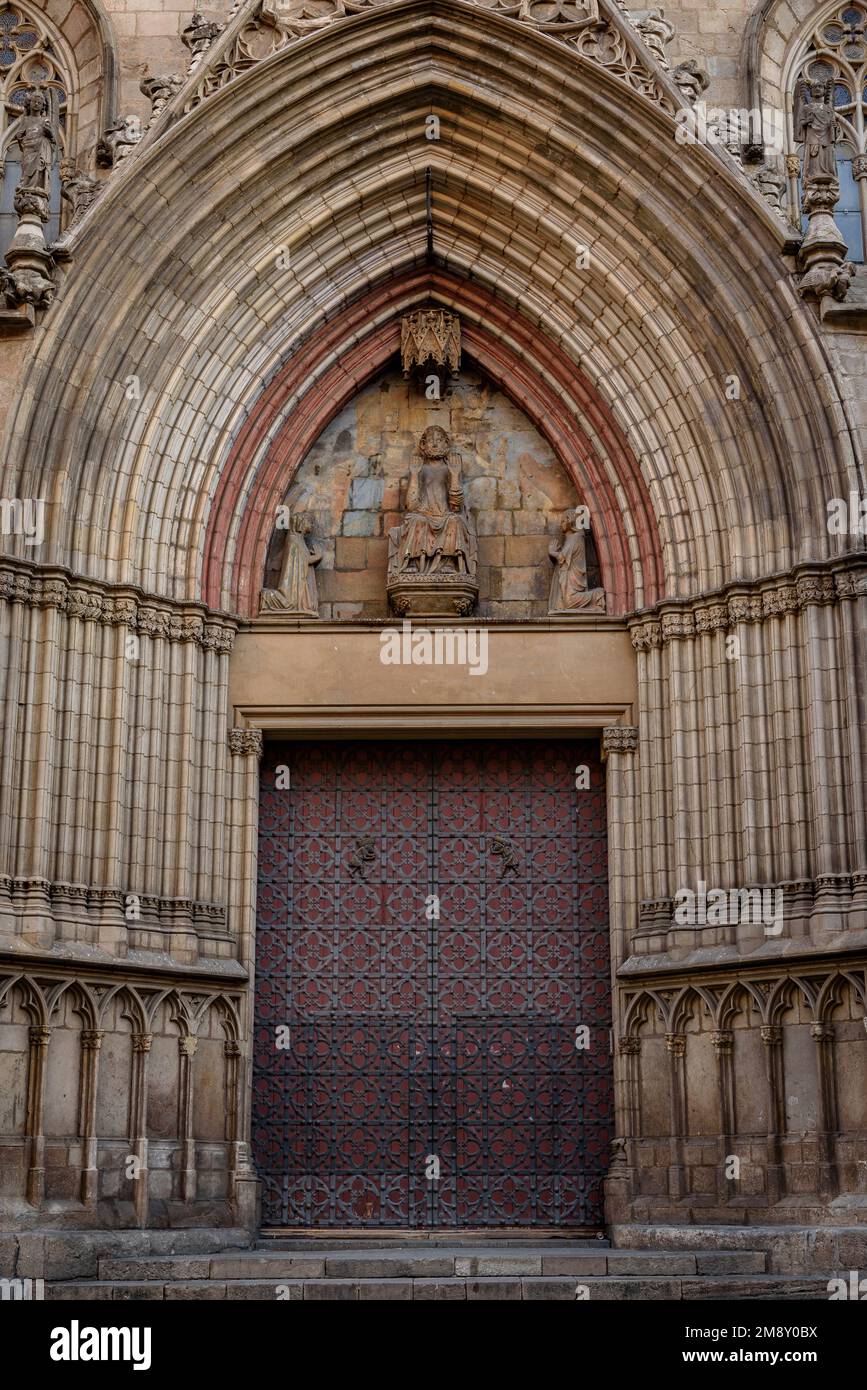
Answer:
387 426 478 616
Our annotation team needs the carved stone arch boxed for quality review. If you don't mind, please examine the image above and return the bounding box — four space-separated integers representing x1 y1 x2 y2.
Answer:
4 0 858 613
622 989 655 1038
766 974 804 1024
101 982 147 1035
747 0 867 253
814 971 847 1022
5 972 48 1027
44 977 97 1030
210 993 242 1043
840 966 867 1020
668 984 705 1035
0 0 115 166
716 979 761 1030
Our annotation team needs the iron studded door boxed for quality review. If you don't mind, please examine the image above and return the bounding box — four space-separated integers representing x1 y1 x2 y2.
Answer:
253 740 612 1228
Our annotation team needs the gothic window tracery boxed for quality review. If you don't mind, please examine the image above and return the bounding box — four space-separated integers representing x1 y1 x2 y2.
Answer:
786 1 867 262
0 3 73 251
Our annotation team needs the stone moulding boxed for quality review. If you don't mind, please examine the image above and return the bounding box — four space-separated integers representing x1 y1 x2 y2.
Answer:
621 963 867 1028
0 875 227 932
132 0 685 138
629 557 867 650
0 559 238 653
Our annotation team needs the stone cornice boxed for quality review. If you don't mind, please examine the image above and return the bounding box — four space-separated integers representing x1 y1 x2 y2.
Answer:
0 875 227 930
0 557 238 653
629 556 867 649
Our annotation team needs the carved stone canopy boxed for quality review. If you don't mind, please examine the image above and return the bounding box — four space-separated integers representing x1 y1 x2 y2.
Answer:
400 310 461 380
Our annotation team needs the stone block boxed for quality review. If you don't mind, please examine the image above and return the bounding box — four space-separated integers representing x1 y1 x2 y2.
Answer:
99 1258 211 1281
412 1280 467 1300
166 1282 228 1300
112 1283 166 1300
357 1280 413 1300
521 1278 587 1300
211 1255 325 1279
335 538 367 569
541 1254 608 1276
302 1280 359 1300
465 1279 523 1299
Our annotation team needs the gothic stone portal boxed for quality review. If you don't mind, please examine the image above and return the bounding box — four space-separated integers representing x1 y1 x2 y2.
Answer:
253 740 613 1229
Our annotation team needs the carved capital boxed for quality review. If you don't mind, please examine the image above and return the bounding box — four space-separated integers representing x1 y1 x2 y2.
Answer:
132 1032 153 1053
619 1035 641 1055
80 1029 104 1051
179 1034 198 1057
228 727 264 758
602 725 639 756
760 1025 782 1047
711 1029 733 1054
810 1022 834 1043
664 1032 686 1058
28 1026 50 1048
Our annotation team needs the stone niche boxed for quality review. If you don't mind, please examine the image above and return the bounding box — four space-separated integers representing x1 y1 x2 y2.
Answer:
261 362 602 620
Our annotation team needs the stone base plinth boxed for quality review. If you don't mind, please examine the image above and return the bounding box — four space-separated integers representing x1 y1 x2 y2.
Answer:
387 574 478 618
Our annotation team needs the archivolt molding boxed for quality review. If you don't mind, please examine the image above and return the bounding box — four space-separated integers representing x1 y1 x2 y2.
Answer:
629 553 867 649
3 0 858 612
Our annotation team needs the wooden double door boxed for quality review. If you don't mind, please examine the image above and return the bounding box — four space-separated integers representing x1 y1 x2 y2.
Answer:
253 739 612 1228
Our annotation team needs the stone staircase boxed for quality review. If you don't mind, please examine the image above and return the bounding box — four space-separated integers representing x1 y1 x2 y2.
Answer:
44 1239 834 1300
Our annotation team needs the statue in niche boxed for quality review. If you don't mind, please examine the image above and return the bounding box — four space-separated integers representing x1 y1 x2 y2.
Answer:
794 79 840 187
3 88 59 204
387 426 478 617
260 512 322 616
548 509 606 614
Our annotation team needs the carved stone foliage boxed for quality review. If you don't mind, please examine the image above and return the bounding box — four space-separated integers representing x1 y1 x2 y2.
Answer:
400 309 461 379
176 0 682 118
629 559 867 650
0 559 236 652
228 727 264 758
602 725 639 755
57 163 104 242
672 59 708 105
386 425 478 617
141 74 185 128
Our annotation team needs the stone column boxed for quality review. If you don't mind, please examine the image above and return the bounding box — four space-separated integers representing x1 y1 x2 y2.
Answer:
602 724 640 1216
228 726 263 1215
711 1029 735 1202
664 1032 687 1200
761 1024 786 1204
130 1032 152 1228
25 1025 50 1205
78 1029 104 1208
811 1022 839 1199
178 1034 198 1201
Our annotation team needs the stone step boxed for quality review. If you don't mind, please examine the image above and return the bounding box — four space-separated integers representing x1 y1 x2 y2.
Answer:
96 1245 767 1281
47 1272 831 1302
258 1235 611 1249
